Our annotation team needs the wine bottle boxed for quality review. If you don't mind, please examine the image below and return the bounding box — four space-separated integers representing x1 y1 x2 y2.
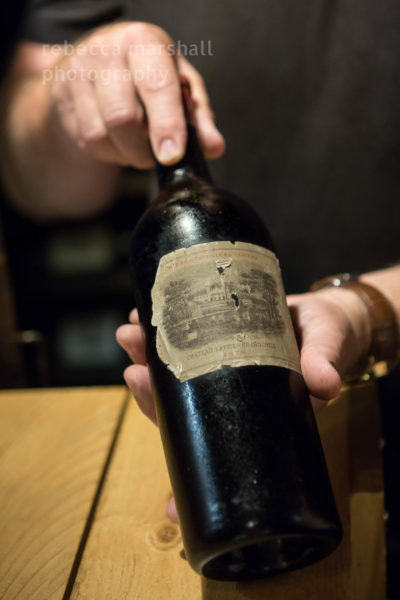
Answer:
129 78 342 581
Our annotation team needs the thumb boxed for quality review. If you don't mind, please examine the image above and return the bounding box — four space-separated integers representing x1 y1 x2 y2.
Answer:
300 329 343 402
301 346 342 403
289 287 371 405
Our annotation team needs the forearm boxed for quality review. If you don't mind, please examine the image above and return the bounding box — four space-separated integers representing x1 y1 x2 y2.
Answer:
1 74 119 221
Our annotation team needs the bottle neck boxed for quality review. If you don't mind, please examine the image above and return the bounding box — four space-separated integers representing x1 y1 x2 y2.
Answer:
156 124 212 187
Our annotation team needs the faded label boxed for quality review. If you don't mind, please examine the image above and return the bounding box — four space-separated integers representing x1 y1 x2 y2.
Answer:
151 241 301 382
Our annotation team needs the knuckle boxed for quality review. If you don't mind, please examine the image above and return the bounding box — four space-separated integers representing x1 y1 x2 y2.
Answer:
81 126 107 145
148 23 172 44
50 80 67 104
124 22 154 45
88 33 106 48
51 84 75 116
141 74 175 95
66 55 81 71
125 21 148 36
103 105 137 128
125 21 169 43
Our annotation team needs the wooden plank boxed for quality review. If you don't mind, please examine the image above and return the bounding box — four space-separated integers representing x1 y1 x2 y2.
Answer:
72 384 385 599
70 394 201 600
0 386 127 600
347 381 386 600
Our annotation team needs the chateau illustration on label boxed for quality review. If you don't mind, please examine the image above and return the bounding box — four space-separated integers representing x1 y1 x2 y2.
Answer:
162 266 285 350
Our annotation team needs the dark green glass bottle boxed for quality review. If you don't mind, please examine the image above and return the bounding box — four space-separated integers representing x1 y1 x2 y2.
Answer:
129 78 342 581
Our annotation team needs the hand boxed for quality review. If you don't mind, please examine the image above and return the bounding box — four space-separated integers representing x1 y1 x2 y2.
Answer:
47 22 225 168
116 286 371 520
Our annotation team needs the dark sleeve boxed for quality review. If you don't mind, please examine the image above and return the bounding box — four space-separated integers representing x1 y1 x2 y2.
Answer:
20 0 130 44
0 0 27 79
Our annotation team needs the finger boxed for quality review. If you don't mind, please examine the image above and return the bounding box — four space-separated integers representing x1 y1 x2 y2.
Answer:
129 308 139 324
66 63 124 163
166 497 179 523
116 323 146 364
51 78 81 143
126 25 186 164
94 55 154 168
178 57 225 159
124 364 157 424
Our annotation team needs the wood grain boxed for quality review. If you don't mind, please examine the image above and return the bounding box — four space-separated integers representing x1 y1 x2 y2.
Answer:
0 386 127 600
72 383 385 599
70 395 201 600
347 381 386 600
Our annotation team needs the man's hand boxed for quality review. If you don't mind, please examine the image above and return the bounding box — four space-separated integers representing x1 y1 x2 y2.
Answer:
3 22 224 219
46 22 225 168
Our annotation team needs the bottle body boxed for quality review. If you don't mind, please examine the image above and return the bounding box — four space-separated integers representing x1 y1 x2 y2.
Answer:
130 174 342 580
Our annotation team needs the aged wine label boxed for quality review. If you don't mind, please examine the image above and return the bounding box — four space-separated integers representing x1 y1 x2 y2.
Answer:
151 241 301 382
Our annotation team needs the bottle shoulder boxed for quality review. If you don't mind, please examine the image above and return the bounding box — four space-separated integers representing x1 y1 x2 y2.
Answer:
149 177 242 213
131 178 274 257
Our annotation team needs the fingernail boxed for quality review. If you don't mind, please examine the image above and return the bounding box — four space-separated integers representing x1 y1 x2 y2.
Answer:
158 138 182 164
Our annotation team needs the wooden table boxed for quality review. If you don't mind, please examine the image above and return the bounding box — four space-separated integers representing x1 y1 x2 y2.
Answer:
0 383 386 599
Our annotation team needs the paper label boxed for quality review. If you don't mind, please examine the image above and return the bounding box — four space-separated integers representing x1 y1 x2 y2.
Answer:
151 241 301 382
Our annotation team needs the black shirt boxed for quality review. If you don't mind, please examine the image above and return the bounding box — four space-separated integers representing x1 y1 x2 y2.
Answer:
19 0 400 292
0 1 27 79
21 0 126 44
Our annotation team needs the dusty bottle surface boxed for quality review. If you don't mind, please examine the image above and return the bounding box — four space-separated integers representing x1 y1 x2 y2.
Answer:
129 81 342 581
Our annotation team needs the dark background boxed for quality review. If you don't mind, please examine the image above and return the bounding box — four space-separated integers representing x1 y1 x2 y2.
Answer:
2 0 400 387
0 169 150 387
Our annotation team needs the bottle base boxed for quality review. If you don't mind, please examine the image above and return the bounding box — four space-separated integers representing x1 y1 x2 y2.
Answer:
199 532 341 581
